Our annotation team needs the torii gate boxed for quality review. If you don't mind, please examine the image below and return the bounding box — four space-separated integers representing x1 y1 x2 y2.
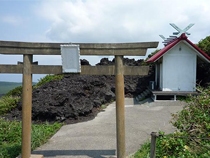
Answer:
0 41 158 158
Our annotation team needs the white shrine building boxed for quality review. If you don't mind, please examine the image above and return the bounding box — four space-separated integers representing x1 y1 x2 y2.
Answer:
147 24 210 100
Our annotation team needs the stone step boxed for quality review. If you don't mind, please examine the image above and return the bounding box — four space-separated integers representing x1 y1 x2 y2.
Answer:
143 91 148 96
136 88 152 102
136 94 145 102
145 89 151 94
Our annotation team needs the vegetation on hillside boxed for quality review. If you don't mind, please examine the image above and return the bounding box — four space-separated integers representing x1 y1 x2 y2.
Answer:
197 35 210 56
5 86 22 97
146 49 161 60
33 74 64 88
0 82 22 94
134 87 210 158
140 49 160 66
0 96 20 115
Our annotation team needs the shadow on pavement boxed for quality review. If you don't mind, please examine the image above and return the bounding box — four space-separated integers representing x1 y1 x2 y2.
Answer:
33 149 116 158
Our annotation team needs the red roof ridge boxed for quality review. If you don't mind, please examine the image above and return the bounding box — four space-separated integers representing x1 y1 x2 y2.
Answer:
180 33 188 40
147 33 210 63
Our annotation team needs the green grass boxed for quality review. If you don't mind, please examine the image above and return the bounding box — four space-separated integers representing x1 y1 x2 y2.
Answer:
0 96 20 115
0 118 63 158
133 141 150 158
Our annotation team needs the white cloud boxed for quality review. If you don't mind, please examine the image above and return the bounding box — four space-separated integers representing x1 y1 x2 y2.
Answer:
36 0 210 46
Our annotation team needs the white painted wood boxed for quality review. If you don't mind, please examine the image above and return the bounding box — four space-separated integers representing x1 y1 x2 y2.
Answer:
162 42 196 91
159 35 166 40
162 23 194 45
169 23 194 37
183 41 210 63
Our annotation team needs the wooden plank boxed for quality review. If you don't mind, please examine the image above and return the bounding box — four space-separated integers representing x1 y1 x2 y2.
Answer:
124 66 149 75
0 41 158 55
0 48 60 55
0 65 149 75
0 47 147 56
81 48 147 56
81 65 115 75
0 40 159 49
0 65 23 73
151 90 198 96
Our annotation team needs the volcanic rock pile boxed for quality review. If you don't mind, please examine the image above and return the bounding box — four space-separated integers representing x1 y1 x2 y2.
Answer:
5 58 154 124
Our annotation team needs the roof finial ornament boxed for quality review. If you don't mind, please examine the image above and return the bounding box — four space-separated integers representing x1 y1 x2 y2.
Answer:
160 23 194 46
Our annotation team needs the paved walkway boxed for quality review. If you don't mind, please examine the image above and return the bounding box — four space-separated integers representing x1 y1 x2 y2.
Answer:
32 98 186 158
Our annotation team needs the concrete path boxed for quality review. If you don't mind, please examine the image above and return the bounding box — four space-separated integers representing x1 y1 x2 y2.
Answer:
32 98 186 158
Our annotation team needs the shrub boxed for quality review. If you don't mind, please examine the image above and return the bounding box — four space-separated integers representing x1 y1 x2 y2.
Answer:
5 86 22 97
141 49 160 66
170 87 210 156
33 74 64 88
197 36 210 56
133 131 195 158
0 96 20 115
146 49 161 60
171 87 210 138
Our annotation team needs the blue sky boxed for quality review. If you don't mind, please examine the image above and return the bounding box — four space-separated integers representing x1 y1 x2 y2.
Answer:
0 0 210 82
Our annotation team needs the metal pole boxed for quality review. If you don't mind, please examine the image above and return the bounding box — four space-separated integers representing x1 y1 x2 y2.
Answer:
150 132 157 158
22 54 33 158
115 55 125 158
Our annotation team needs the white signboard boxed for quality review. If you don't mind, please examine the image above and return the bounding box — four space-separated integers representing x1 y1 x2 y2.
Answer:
61 44 81 73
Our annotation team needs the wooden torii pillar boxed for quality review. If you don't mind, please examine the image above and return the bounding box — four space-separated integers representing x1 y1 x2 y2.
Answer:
0 41 158 158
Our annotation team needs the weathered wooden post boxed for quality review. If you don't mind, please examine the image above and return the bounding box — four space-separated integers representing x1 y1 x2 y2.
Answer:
150 132 158 158
22 54 33 158
115 55 125 158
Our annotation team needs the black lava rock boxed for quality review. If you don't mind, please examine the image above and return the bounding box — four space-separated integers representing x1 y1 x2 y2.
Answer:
5 58 154 124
